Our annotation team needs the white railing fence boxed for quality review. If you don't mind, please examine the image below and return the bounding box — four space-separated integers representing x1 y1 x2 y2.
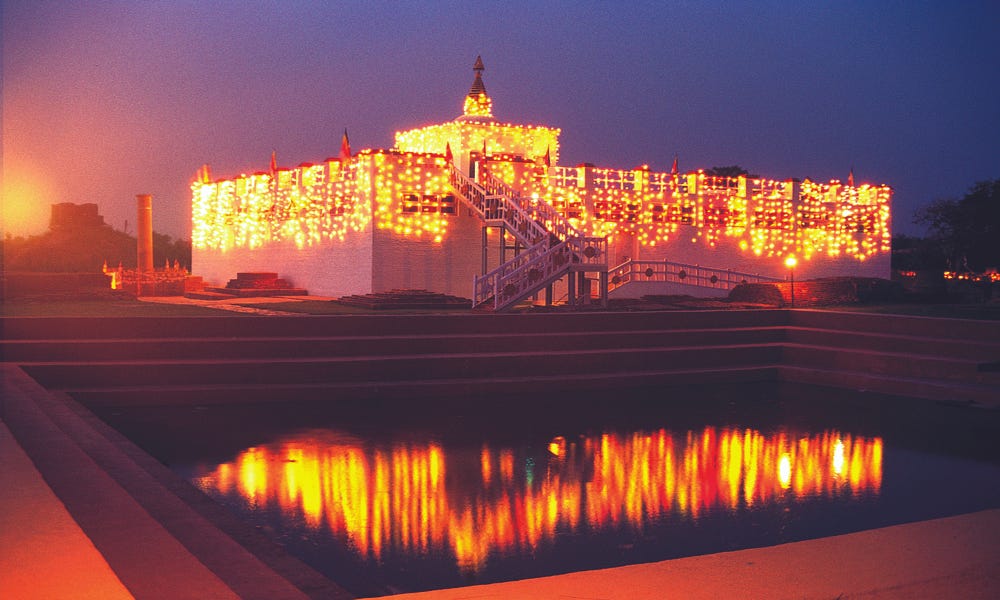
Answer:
607 260 782 293
450 160 608 311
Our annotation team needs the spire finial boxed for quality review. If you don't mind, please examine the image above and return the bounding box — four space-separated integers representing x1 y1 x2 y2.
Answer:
463 55 492 118
468 56 487 97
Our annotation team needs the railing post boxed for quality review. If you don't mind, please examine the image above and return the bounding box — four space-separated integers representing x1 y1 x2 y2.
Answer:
599 271 608 308
481 226 487 275
493 273 500 310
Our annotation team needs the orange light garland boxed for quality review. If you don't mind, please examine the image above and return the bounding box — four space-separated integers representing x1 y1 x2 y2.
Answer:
191 58 891 265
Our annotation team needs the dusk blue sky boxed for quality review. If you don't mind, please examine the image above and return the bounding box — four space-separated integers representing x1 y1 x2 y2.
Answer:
4 0 998 239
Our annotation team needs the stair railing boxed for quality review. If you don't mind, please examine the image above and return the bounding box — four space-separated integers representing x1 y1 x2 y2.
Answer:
449 160 608 310
607 259 783 293
448 163 547 247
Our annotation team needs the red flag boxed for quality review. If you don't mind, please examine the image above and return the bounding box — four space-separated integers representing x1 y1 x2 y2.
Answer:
848 167 855 187
270 150 277 173
340 129 352 161
543 145 551 167
671 155 678 175
445 143 453 163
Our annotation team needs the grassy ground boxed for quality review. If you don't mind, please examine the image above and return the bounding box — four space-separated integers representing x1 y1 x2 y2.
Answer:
823 303 1000 321
1 296 236 317
4 294 999 320
231 300 473 315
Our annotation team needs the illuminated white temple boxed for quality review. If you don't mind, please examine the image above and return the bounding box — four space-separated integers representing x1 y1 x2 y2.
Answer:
191 57 891 309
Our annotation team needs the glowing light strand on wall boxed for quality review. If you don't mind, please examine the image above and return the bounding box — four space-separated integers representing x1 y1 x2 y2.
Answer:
191 151 458 251
475 159 891 261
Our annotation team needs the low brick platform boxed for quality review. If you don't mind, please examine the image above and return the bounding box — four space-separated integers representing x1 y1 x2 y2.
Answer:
199 271 308 298
335 289 471 310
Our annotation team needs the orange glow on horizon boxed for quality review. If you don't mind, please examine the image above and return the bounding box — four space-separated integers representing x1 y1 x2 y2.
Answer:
2 163 55 236
194 426 883 574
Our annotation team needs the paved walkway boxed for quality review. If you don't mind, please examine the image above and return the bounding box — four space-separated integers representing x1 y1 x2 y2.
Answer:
138 295 330 315
0 420 133 600
374 510 1000 599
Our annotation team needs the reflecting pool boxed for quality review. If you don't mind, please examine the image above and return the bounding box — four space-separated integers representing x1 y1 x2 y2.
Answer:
99 383 1000 595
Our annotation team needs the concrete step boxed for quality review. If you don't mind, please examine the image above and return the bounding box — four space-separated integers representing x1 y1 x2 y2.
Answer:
3 365 346 599
786 327 1000 362
783 343 985 383
66 365 779 408
24 344 784 389
778 365 1000 408
0 310 790 341
1 327 786 363
789 310 1000 344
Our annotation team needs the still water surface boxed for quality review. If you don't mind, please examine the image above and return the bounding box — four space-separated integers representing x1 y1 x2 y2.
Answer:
102 384 1000 595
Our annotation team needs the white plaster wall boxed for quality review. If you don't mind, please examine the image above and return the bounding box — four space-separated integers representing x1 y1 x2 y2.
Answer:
609 281 731 299
371 209 484 299
612 227 890 281
192 229 373 297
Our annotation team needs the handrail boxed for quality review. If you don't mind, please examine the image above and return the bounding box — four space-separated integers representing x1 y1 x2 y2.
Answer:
492 240 575 309
478 165 585 243
607 259 782 293
448 163 546 247
449 160 609 311
472 239 550 308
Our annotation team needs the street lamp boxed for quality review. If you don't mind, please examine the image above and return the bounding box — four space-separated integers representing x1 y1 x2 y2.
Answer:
784 256 798 308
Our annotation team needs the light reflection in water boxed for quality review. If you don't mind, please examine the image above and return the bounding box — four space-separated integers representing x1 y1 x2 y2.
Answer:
193 427 881 573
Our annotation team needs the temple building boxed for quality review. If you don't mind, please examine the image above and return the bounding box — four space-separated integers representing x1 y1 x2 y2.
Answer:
191 57 891 310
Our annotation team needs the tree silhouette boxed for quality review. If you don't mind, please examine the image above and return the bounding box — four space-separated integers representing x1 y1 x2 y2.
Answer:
705 165 759 178
2 226 191 272
916 178 1000 272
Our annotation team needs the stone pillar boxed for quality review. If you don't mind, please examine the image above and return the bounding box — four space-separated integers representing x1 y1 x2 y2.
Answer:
136 194 154 274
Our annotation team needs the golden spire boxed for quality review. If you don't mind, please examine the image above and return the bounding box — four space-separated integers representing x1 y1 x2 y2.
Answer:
463 55 493 118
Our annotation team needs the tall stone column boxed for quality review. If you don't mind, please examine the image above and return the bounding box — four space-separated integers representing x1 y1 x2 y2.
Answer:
136 194 154 275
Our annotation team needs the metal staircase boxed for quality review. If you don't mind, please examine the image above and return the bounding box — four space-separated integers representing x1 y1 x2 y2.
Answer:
448 161 778 311
448 162 608 311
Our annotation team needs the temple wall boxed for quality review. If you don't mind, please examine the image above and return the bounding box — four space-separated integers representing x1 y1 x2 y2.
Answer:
192 230 373 297
603 227 890 299
191 149 891 301
395 121 560 172
618 229 890 281
372 209 483 298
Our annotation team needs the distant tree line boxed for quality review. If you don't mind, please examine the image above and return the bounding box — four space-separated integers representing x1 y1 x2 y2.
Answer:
2 225 191 273
913 178 999 273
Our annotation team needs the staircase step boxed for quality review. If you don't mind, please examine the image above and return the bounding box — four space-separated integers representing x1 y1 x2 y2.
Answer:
779 365 1000 408
23 344 784 389
0 311 790 340
789 310 1000 344
786 327 1000 361
0 327 786 363
66 365 779 408
3 365 346 598
783 344 985 382
183 290 236 301
205 286 308 297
